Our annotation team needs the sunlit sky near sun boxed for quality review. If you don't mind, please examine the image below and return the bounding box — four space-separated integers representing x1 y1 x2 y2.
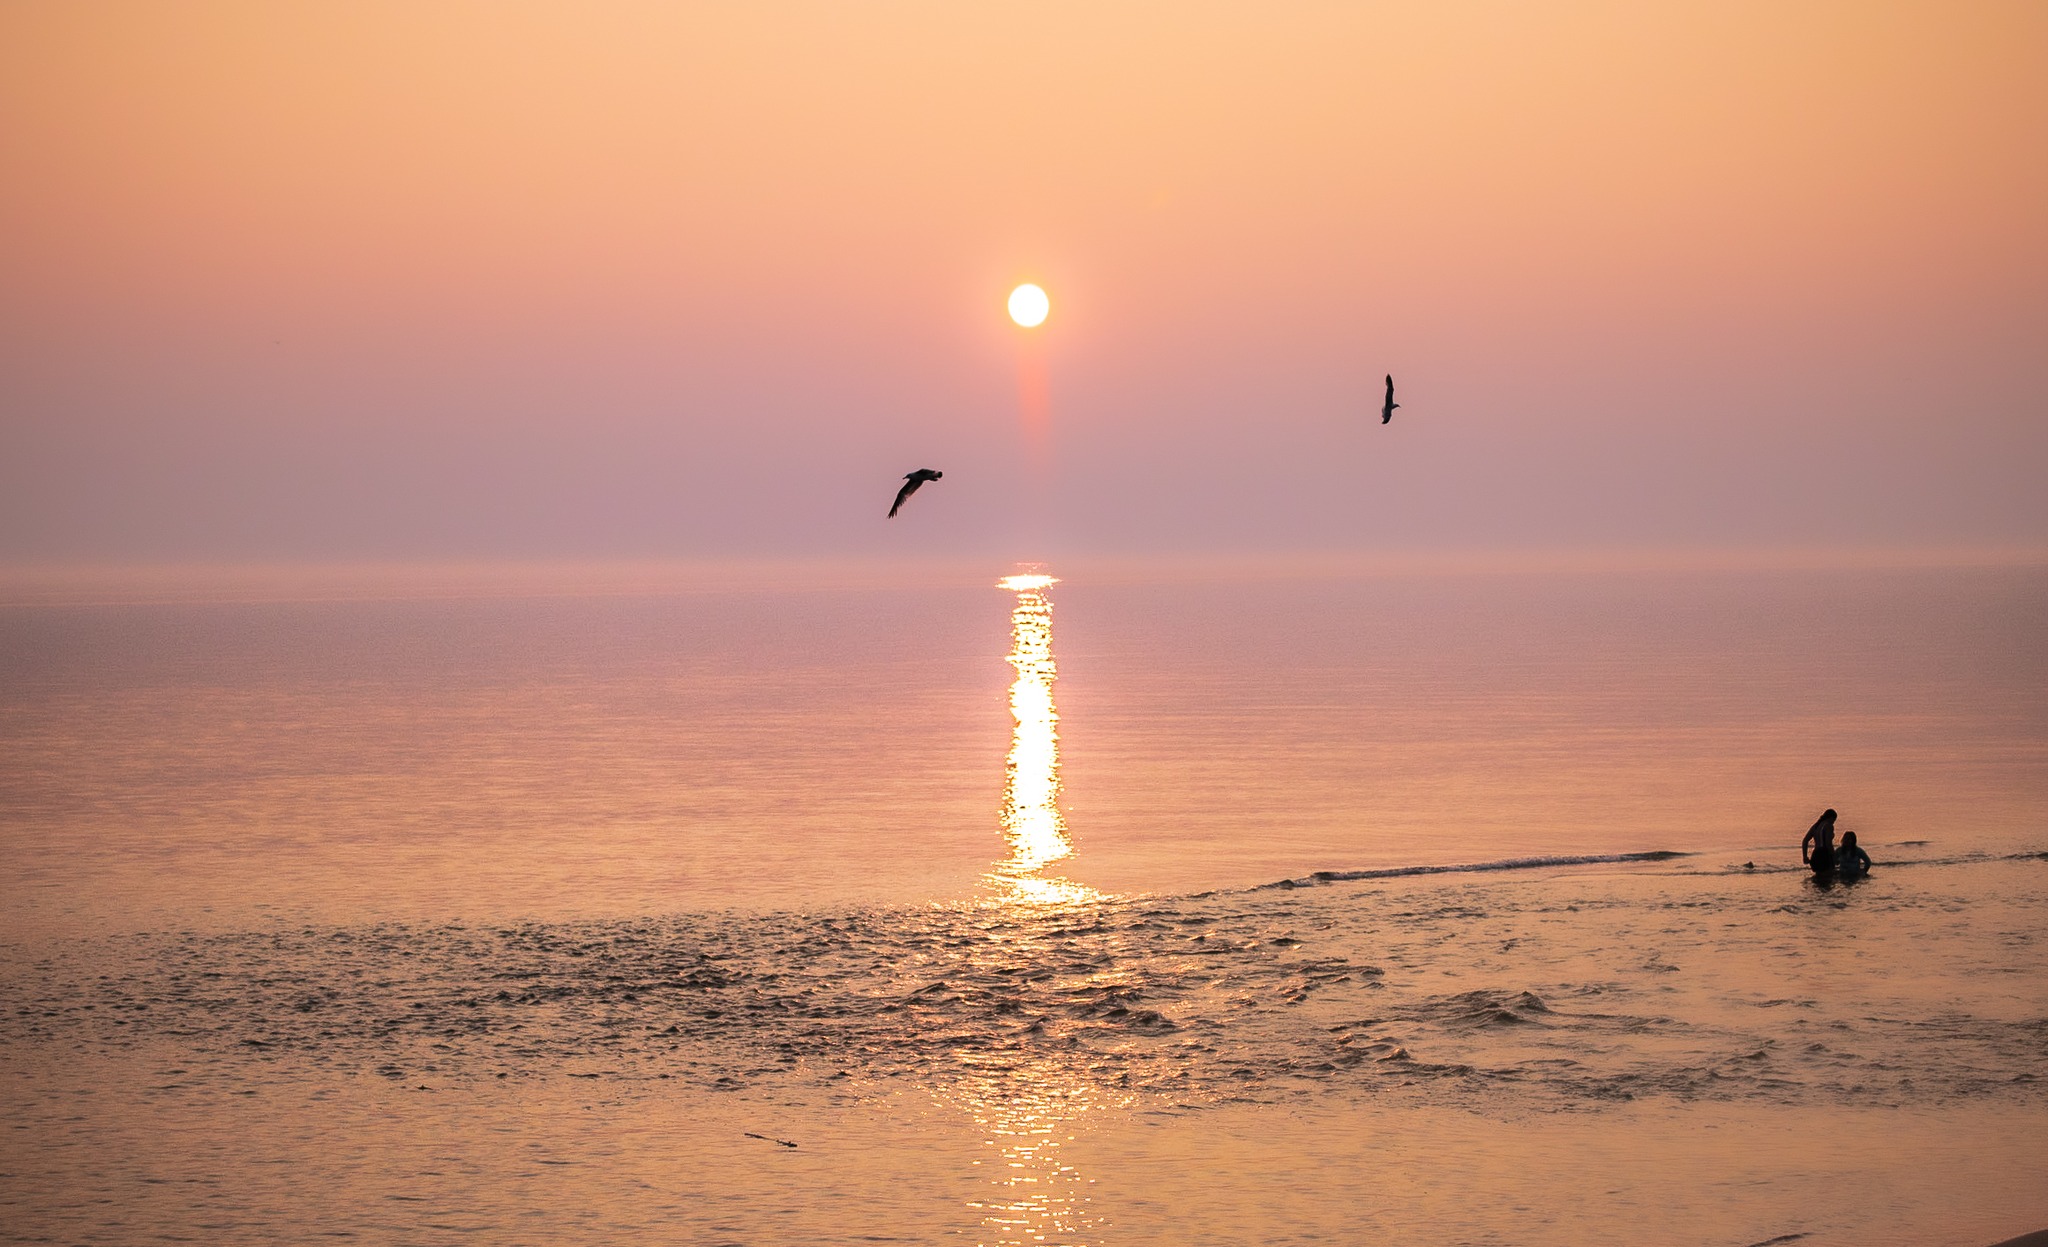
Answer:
1 1 2043 565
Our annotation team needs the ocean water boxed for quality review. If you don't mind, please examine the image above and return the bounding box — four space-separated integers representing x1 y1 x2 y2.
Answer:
2 562 2045 1244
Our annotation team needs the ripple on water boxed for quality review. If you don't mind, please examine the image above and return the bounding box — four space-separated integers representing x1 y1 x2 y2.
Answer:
5 863 2045 1114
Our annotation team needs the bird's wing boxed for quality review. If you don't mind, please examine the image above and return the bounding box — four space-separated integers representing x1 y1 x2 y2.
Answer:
888 478 920 516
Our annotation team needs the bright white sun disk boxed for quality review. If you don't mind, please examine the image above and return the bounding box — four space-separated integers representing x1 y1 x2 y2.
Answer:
1008 283 1049 328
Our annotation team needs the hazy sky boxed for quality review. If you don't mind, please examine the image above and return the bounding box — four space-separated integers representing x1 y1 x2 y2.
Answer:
3 1 2043 564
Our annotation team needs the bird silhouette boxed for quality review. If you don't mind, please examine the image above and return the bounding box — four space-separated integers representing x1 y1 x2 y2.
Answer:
888 468 943 517
1381 374 1399 424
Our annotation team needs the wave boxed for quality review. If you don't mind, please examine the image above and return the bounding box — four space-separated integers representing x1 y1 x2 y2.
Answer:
1255 847 2048 891
1256 850 1692 890
1866 849 2048 869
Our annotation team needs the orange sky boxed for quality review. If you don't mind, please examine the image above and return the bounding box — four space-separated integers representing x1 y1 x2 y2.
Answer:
2 1 2043 561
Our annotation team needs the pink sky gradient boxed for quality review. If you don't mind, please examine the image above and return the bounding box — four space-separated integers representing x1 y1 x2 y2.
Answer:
3 1 2043 564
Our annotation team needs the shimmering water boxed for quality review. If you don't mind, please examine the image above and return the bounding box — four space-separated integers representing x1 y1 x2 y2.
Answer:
2 563 2045 1244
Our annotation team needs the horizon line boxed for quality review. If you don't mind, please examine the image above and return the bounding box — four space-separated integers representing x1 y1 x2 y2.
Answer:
2 544 2043 607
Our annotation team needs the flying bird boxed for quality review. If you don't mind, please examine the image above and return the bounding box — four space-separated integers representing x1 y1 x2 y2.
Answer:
887 468 943 517
1381 374 1399 424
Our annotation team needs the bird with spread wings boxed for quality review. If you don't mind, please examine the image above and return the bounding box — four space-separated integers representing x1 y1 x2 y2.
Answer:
888 468 943 517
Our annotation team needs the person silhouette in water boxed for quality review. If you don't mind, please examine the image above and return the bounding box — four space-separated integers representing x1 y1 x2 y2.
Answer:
1836 829 1872 878
1802 809 1838 876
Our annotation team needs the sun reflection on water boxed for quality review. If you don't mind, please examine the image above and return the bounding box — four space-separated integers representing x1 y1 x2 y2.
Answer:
956 1070 1115 1247
992 571 1095 906
956 569 1114 1245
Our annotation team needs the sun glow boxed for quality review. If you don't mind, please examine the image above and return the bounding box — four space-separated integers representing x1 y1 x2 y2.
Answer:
1007 283 1049 328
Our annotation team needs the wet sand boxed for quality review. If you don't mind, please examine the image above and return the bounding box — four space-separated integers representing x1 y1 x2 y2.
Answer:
4 1052 2045 1246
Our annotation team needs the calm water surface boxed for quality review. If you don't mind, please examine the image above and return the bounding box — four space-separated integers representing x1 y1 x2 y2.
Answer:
5 564 2043 932
2 564 2044 1244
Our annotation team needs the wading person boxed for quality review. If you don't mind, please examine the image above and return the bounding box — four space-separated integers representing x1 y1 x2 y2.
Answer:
1836 829 1872 878
1802 809 1838 877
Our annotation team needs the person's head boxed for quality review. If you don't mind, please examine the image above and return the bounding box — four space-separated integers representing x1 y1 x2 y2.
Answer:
1822 809 1837 823
1840 830 1858 849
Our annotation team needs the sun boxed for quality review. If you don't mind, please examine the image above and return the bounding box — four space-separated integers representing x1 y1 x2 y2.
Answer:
1007 283 1049 328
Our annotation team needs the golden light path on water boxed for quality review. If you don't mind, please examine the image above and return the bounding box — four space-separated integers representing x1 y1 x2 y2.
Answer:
991 572 1095 906
958 570 1116 1246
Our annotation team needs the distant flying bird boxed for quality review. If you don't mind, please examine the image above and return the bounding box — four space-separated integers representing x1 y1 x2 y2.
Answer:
888 468 943 517
1381 374 1399 424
